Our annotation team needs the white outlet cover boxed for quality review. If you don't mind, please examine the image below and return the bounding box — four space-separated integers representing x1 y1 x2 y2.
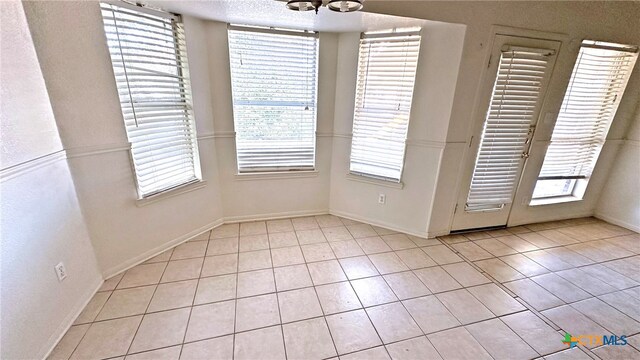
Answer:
55 262 67 282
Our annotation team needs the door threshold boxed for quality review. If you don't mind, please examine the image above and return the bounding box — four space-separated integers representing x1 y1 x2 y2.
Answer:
450 225 506 234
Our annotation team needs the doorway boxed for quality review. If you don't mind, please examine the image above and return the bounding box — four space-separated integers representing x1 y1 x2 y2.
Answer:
451 34 561 231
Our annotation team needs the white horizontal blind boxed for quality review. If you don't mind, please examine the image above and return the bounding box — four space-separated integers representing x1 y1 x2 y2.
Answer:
350 31 421 182
466 47 555 210
101 3 200 197
537 42 638 182
228 26 318 172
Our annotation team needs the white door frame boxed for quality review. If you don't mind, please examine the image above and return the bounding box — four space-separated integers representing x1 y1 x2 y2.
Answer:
450 26 567 231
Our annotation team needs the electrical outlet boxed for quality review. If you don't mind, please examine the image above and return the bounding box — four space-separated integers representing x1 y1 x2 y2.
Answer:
378 193 386 204
55 262 67 282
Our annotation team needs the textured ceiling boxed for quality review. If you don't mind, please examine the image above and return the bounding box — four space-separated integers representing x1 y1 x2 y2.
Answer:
142 0 433 32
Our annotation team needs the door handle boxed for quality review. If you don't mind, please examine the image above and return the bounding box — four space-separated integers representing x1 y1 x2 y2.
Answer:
521 152 530 159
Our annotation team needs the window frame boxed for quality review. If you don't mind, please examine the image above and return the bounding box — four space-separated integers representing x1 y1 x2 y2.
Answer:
465 45 557 212
531 40 638 204
348 29 422 183
100 1 202 199
227 24 319 174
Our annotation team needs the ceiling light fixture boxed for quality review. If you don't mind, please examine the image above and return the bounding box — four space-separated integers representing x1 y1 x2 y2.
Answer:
285 0 363 14
327 0 363 12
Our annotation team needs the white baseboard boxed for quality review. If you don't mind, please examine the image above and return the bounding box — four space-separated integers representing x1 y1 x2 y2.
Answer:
40 277 103 359
223 209 328 223
507 210 595 228
101 209 329 279
594 212 640 233
102 218 224 279
426 229 450 238
329 209 429 238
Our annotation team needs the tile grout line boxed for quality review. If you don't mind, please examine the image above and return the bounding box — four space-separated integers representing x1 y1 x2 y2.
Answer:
266 220 289 360
177 229 213 359
440 231 571 353
374 248 453 360
122 261 170 357
231 225 240 360
84 246 639 323
63 217 637 360
337 222 395 358
297 219 342 360
293 212 344 360
70 265 134 355
439 224 640 359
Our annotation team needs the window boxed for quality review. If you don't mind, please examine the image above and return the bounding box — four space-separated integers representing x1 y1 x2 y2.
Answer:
533 40 638 201
349 29 421 182
228 25 318 172
466 46 556 211
101 3 200 198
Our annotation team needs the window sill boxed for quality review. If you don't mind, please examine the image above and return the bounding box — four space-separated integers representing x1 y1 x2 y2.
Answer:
529 195 583 206
346 173 404 189
136 180 207 207
235 170 319 181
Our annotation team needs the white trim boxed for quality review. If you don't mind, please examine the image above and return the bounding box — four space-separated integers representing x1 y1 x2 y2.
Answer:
200 131 338 140
333 133 353 139
529 195 583 206
405 139 446 149
197 131 236 140
507 210 594 227
603 139 625 146
346 173 404 189
135 180 208 207
626 139 640 147
102 218 224 278
223 209 328 223
594 212 640 233
228 24 319 38
492 25 569 43
65 142 131 158
101 0 179 21
199 132 450 148
196 133 215 141
40 278 104 360
426 229 451 238
329 209 429 238
316 132 334 138
0 150 67 182
234 170 319 181
214 131 236 138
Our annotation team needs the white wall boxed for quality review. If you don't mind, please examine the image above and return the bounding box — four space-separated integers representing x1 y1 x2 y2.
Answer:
6 1 640 357
361 1 640 233
15 0 639 284
597 105 640 231
0 2 102 359
329 24 466 236
0 4 62 167
21 1 345 277
22 2 226 277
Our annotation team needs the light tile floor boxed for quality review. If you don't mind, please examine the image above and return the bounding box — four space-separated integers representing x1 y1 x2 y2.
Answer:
50 215 640 360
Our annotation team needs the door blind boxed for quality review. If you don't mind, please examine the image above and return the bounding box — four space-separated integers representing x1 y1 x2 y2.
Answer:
228 25 318 172
101 3 200 198
466 47 555 210
537 41 638 182
349 30 421 182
